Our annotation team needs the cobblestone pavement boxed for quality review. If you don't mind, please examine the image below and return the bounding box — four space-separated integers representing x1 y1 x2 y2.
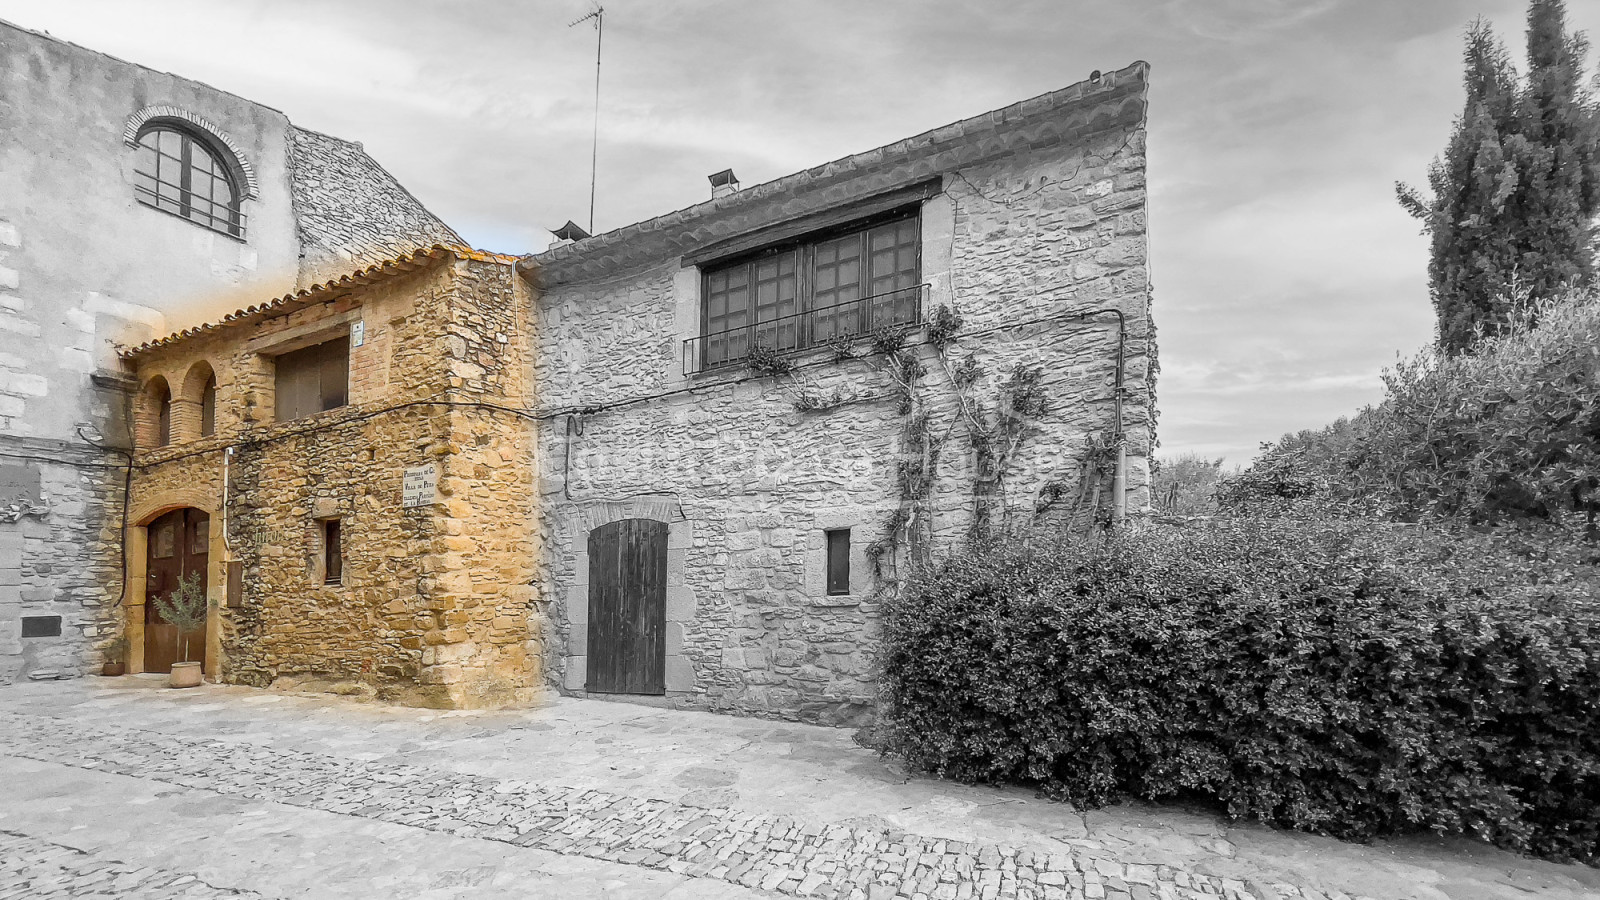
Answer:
2 710 1278 900
0 829 262 899
2 681 1596 900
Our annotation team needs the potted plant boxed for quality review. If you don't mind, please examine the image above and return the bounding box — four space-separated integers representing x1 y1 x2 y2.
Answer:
101 635 128 677
153 571 210 688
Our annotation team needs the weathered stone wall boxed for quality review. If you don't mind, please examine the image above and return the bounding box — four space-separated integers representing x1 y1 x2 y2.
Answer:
0 20 463 683
0 443 127 683
123 254 539 707
528 65 1153 725
288 127 464 288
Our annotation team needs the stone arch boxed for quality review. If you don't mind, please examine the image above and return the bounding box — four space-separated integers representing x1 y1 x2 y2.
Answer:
135 375 172 450
131 489 218 528
178 360 218 439
574 495 683 535
124 105 260 199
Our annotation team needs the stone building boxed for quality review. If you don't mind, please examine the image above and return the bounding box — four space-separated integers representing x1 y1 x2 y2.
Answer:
10 33 1153 724
0 19 461 682
117 246 539 708
525 62 1153 724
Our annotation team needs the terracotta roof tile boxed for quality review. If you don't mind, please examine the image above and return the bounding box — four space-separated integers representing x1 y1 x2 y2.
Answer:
120 244 516 359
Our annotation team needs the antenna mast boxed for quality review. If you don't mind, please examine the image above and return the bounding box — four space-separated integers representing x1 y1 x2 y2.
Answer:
570 4 604 235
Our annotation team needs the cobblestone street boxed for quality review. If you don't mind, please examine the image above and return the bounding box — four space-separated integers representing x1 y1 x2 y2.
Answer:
1 679 1595 900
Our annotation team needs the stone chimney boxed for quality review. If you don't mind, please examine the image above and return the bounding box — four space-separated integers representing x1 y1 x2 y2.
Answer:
708 169 740 199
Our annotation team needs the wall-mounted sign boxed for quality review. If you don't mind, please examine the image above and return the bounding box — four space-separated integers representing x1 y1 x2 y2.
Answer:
350 319 366 348
402 464 437 508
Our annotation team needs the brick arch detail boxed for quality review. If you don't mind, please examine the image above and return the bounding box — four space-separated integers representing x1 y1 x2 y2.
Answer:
179 360 216 406
124 105 260 199
132 491 218 527
135 375 172 451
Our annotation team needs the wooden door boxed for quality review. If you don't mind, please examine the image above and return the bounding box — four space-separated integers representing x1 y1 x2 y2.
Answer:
586 518 667 695
145 508 209 673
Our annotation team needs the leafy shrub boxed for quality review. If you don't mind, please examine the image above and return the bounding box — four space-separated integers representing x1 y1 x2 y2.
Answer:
879 518 1600 863
1228 288 1600 527
1151 453 1229 516
745 343 795 377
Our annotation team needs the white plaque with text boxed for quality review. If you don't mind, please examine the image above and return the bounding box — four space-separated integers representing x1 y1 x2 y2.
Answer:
402 464 437 508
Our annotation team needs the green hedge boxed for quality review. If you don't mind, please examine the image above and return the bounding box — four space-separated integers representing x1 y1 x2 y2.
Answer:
1224 288 1600 525
879 519 1600 863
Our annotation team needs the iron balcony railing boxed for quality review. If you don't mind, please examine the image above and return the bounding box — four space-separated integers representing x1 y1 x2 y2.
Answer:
683 283 928 375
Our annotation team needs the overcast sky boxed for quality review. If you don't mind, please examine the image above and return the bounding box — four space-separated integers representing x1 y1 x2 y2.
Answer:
6 0 1598 464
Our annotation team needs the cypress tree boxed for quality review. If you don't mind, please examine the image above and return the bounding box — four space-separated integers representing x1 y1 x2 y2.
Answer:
1398 0 1600 355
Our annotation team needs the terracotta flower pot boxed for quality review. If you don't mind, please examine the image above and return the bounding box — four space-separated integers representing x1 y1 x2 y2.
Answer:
169 661 203 688
101 662 126 677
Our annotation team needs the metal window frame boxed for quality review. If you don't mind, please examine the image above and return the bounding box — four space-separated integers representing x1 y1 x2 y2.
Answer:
693 207 924 374
134 126 247 239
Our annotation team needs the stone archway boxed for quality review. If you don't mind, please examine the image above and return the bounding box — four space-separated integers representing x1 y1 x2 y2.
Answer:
563 496 695 695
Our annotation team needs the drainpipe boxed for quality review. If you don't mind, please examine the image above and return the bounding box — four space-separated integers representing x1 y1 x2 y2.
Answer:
1108 309 1127 527
221 445 233 551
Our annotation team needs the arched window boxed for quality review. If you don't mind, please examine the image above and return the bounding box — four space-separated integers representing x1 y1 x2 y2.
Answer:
200 375 217 437
156 382 172 447
134 125 243 238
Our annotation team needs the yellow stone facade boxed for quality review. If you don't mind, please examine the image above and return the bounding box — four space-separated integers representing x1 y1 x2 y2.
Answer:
121 247 541 708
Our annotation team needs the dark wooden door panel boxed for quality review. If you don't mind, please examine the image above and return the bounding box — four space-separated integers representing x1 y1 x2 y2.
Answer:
585 518 667 695
143 507 209 674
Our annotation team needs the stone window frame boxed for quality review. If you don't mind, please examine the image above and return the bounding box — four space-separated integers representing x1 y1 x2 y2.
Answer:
803 511 871 604
307 499 349 588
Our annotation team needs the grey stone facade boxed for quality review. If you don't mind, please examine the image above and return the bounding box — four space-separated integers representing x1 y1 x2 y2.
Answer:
0 19 460 684
528 63 1155 724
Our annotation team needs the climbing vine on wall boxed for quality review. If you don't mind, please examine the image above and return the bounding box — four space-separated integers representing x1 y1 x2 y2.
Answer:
765 303 1113 587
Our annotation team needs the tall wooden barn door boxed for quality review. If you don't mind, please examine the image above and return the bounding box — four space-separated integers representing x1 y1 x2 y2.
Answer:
586 518 667 695
144 508 209 673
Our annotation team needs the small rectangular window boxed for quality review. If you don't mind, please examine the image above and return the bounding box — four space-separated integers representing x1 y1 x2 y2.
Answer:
825 528 851 596
323 519 342 585
21 616 62 638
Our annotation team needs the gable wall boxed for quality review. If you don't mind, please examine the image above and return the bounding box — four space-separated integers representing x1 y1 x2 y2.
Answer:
529 94 1153 724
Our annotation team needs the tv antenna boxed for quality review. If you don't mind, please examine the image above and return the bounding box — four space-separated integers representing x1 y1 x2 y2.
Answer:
570 4 604 235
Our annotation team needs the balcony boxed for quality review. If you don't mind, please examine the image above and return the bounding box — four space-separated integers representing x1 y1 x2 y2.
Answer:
683 283 928 375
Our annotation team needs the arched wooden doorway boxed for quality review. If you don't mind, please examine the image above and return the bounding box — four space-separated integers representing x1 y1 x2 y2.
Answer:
144 507 209 673
586 518 667 695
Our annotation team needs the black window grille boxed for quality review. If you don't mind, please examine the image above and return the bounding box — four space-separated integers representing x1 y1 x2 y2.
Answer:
134 126 245 238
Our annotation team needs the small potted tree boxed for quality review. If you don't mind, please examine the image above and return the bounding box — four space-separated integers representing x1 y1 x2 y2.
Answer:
154 571 210 688
101 635 128 677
